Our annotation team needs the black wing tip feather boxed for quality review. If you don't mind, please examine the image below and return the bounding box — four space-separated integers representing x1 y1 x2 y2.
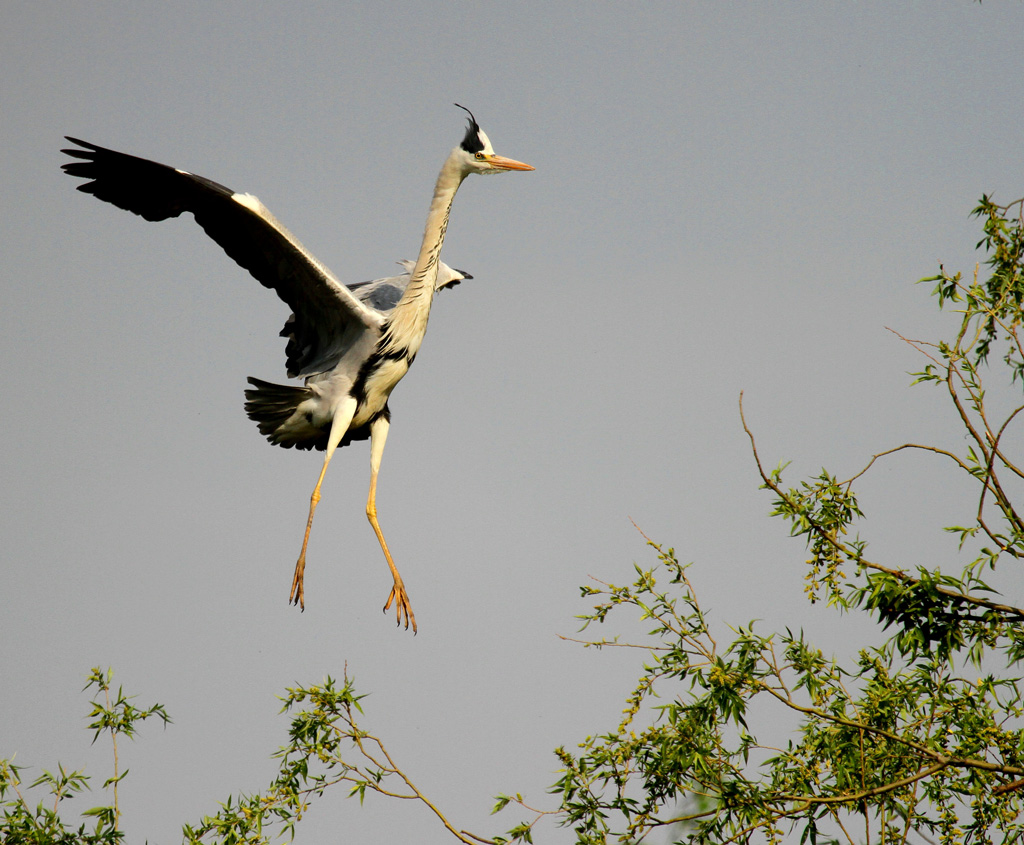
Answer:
60 136 239 220
60 137 114 174
60 138 101 183
63 136 98 152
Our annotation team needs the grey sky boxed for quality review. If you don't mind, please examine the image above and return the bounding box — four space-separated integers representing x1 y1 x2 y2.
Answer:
3 2 1023 842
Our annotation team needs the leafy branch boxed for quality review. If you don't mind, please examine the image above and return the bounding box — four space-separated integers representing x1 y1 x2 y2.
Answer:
183 670 519 845
0 668 169 845
533 533 1024 844
492 195 1024 844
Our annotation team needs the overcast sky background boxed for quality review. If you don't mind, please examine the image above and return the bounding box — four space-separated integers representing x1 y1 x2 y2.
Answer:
3 2 1024 842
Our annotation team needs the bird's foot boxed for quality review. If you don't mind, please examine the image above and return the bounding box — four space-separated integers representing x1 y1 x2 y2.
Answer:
384 578 417 633
289 555 306 611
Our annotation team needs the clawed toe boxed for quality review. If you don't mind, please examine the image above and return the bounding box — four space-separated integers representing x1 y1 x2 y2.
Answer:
290 555 307 610
383 583 417 633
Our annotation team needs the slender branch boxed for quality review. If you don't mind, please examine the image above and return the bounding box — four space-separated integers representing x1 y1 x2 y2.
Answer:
829 808 858 845
776 762 947 807
459 830 498 844
886 325 1024 546
992 777 1024 796
628 517 720 653
991 404 1024 482
842 442 971 487
558 634 671 651
738 393 1024 621
859 727 869 845
716 764 948 845
644 805 718 829
335 719 486 844
755 681 1024 780
105 683 121 830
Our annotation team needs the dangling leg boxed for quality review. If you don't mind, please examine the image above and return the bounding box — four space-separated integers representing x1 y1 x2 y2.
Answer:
366 415 417 632
290 396 357 609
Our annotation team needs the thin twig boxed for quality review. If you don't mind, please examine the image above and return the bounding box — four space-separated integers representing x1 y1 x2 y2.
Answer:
738 392 1024 621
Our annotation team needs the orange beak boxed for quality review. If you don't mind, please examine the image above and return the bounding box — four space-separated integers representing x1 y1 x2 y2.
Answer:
487 155 535 171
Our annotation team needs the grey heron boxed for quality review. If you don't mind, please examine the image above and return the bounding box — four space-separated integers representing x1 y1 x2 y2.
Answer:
61 106 533 632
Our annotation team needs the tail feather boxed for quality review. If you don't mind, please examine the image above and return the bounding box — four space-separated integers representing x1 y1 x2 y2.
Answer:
244 377 324 450
243 377 377 452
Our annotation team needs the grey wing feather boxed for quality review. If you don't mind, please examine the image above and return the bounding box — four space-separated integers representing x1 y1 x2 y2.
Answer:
278 259 475 369
61 137 384 378
345 260 472 314
347 277 407 312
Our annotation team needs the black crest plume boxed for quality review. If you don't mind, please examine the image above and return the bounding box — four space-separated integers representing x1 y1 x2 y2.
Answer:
454 103 484 154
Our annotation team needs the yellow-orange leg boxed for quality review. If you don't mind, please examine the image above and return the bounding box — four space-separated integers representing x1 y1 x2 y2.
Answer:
290 397 356 610
367 416 417 632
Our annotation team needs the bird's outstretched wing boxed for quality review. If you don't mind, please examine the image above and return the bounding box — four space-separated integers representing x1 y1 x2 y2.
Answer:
346 260 473 313
61 137 385 377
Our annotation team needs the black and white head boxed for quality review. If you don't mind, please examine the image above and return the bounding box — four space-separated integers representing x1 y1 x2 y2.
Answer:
453 104 534 175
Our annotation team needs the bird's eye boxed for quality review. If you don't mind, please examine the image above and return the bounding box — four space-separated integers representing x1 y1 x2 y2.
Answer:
474 152 486 161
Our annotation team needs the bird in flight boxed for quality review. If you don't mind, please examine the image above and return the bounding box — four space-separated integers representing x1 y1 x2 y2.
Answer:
61 105 533 632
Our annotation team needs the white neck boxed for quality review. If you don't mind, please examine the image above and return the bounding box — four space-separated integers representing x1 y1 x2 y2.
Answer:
381 151 466 357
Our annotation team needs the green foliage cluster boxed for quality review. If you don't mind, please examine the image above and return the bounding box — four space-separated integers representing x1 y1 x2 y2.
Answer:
530 196 1024 844
182 674 478 844
3 196 1023 844
1 668 168 845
